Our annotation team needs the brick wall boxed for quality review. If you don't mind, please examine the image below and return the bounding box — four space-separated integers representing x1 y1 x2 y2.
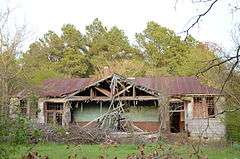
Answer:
133 121 160 132
75 121 160 132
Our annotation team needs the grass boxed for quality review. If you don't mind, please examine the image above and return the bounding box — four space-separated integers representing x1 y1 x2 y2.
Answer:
2 142 240 159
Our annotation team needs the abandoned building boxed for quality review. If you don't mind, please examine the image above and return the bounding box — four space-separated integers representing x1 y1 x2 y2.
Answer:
15 73 226 139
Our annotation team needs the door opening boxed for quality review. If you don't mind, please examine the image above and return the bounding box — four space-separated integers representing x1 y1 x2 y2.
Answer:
170 112 185 133
170 112 180 133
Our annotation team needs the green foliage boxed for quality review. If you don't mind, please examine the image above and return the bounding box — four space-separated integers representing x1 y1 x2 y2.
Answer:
3 143 240 159
29 67 64 85
23 24 93 80
226 110 240 142
135 21 217 76
136 21 191 75
176 43 216 76
0 115 42 144
85 18 139 76
22 19 219 80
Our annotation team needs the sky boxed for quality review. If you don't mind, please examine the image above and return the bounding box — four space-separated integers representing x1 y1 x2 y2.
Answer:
2 0 240 51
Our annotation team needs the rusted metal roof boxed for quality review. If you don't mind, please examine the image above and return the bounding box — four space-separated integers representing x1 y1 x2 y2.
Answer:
40 78 95 97
134 76 220 95
39 75 220 97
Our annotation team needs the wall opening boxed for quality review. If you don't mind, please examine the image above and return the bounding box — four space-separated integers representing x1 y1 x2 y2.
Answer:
169 101 185 133
170 112 180 133
45 102 63 125
19 99 27 116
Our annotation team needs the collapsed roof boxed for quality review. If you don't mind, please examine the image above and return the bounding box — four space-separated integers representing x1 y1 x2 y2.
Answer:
39 74 220 98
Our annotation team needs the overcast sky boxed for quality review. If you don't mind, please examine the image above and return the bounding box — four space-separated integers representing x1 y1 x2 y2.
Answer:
2 0 239 51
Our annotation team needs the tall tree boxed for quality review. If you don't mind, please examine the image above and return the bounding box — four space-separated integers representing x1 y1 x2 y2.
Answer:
0 8 26 113
23 24 93 82
136 21 190 75
136 21 217 76
85 18 140 76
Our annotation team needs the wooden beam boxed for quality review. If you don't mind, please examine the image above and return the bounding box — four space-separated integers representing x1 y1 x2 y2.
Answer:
114 84 133 97
95 87 111 97
90 88 94 99
117 80 126 89
80 103 83 112
44 98 67 103
100 101 102 113
67 96 159 101
133 85 136 98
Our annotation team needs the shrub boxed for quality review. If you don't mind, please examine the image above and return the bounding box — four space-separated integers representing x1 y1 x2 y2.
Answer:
0 115 43 144
226 110 240 143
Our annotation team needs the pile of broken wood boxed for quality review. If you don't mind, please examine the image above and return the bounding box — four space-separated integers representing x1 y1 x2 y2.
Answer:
36 124 108 144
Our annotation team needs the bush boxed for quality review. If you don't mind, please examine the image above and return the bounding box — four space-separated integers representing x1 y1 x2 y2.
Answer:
0 115 43 144
226 110 240 142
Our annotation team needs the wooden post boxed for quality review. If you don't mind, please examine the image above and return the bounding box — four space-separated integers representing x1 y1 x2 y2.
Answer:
100 101 103 113
53 112 56 124
37 98 45 123
202 97 208 118
158 99 169 131
133 85 136 99
62 101 71 127
80 102 83 112
27 99 31 119
90 88 94 99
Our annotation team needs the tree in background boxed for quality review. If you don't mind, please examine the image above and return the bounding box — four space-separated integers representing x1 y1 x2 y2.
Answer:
135 21 217 76
0 8 26 113
23 18 144 80
85 18 142 77
24 19 219 82
23 24 93 84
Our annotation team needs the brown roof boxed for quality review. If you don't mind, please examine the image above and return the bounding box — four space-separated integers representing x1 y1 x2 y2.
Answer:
40 78 94 97
134 76 220 95
39 75 220 97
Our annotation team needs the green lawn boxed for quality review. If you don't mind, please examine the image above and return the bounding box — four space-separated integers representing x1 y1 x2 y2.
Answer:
3 143 240 159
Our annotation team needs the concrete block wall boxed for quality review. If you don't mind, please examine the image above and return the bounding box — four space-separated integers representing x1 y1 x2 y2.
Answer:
185 96 226 139
187 118 225 139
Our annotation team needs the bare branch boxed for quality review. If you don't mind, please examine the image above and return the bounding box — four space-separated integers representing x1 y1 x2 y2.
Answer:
182 0 219 38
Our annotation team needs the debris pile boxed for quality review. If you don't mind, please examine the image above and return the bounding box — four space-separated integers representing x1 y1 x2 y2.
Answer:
37 124 109 144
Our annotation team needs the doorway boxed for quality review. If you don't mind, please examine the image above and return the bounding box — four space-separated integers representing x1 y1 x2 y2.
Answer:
170 112 185 133
170 112 180 133
169 101 185 133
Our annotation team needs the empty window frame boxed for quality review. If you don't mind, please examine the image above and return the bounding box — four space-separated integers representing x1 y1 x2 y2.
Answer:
56 112 63 125
47 112 54 123
169 102 184 111
194 97 202 104
20 99 27 115
46 103 63 110
45 102 63 125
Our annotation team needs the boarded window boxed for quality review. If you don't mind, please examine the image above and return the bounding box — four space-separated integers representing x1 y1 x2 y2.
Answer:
206 97 215 117
193 97 207 118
